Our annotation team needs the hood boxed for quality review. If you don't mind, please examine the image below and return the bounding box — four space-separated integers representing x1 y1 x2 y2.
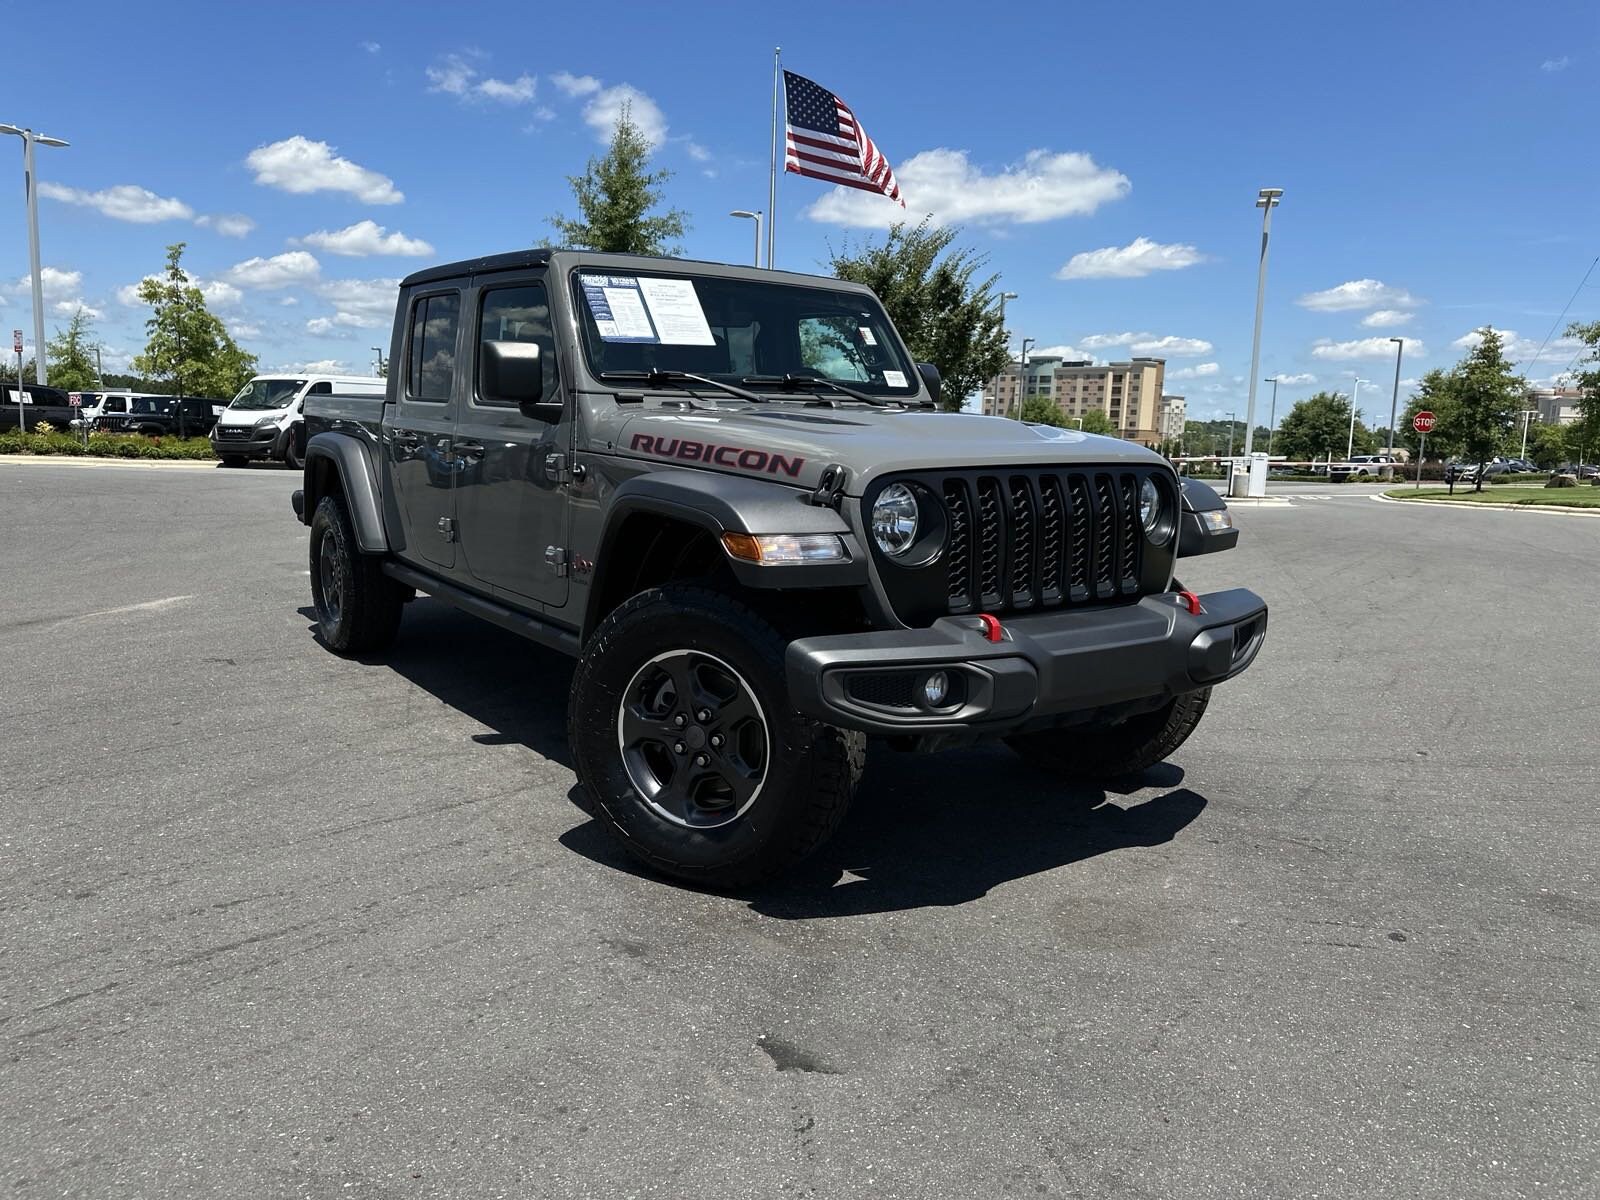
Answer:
608 406 1168 493
217 408 283 427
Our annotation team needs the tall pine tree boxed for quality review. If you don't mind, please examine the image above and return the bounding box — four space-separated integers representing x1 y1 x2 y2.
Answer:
549 103 688 254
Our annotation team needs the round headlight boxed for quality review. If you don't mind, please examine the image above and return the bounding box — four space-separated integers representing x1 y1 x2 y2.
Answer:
871 483 919 556
1139 478 1163 535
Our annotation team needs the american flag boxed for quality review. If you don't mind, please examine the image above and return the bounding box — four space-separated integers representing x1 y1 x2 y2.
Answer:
783 70 904 205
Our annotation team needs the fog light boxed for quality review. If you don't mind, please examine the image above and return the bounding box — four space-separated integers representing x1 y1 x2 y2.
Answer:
923 670 950 707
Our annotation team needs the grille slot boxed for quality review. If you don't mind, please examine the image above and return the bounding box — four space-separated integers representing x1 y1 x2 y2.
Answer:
844 672 919 710
911 467 1155 622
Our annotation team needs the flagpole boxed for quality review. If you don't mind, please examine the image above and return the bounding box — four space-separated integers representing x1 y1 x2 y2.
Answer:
767 46 781 270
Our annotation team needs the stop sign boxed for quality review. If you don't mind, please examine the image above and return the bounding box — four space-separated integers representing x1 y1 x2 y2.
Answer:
1413 411 1436 434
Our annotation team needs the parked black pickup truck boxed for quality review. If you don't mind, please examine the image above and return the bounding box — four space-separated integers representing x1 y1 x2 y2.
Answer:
94 395 222 438
292 249 1265 886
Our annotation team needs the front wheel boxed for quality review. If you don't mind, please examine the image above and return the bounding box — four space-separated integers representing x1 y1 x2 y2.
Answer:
308 495 406 654
1007 688 1212 780
569 586 864 888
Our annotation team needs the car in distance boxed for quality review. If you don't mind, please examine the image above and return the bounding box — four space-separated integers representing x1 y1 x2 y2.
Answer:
212 373 385 468
1328 454 1399 481
291 249 1266 886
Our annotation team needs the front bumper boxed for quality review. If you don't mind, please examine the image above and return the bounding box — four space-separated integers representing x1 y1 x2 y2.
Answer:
786 588 1267 738
211 426 284 458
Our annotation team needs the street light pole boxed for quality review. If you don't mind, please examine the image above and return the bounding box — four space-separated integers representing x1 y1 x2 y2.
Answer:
1347 376 1368 461
0 123 70 386
1519 409 1539 459
1241 188 1283 468
991 291 1017 416
1387 337 1405 455
729 210 763 267
1014 337 1035 420
1227 410 1237 458
1263 376 1280 457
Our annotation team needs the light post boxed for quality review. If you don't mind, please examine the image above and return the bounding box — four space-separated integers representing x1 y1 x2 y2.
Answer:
1386 337 1405 456
1519 409 1540 459
0 123 69 386
1241 188 1283 474
1346 376 1369 461
729 210 763 267
1226 410 1237 458
1013 337 1035 420
370 346 387 377
991 291 1017 416
94 345 102 388
1263 376 1280 457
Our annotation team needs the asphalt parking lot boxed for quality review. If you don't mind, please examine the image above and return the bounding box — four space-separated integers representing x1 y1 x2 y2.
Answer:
2 458 1596 1199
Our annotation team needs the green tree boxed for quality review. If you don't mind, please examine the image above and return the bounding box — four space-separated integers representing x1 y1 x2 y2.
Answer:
46 307 100 391
826 217 1010 413
1078 407 1116 435
1399 369 1462 460
1563 319 1600 464
1526 418 1570 468
1453 327 1523 491
1019 396 1067 427
549 103 687 255
131 243 257 412
1272 391 1375 463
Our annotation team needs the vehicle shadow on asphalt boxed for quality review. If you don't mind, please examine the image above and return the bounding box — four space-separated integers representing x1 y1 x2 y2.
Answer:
563 750 1208 918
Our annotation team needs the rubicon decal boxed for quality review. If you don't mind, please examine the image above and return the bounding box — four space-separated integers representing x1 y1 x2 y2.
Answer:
629 434 804 478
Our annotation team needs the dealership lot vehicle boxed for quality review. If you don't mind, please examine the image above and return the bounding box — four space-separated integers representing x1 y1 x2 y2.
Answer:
93 394 222 438
212 373 385 468
293 249 1265 886
1328 453 1398 480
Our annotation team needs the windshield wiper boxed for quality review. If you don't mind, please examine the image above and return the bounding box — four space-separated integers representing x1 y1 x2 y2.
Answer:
600 369 766 404
741 374 904 408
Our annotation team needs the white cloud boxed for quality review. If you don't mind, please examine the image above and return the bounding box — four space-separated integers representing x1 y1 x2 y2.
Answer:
306 317 337 335
1274 372 1317 385
1056 236 1206 280
52 299 104 320
197 279 244 308
1028 344 1088 360
807 148 1129 229
227 319 262 339
1451 326 1587 366
116 276 158 306
1541 56 1570 72
686 141 711 163
361 41 381 55
39 181 193 223
1361 309 1412 328
1296 279 1419 312
1168 362 1220 380
16 267 82 300
552 71 600 97
299 220 434 257
426 54 537 104
246 136 403 204
311 277 401 329
272 358 349 374
279 296 299 306
226 250 322 290
580 83 668 146
1311 336 1427 360
1080 331 1213 357
195 213 257 238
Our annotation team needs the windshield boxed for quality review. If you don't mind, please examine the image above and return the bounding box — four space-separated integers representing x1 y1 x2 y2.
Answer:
229 378 306 410
570 270 918 398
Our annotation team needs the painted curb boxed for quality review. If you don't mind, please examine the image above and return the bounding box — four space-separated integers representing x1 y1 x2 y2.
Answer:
0 454 222 471
1372 493 1600 518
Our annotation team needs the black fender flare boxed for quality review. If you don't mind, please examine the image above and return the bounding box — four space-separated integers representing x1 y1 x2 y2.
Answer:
303 431 388 553
585 468 867 630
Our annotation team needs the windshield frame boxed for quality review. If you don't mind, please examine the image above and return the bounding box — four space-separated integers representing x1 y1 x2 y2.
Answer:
567 268 920 402
229 378 307 411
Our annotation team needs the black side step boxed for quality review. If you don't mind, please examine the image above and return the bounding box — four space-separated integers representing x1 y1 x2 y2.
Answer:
382 561 580 656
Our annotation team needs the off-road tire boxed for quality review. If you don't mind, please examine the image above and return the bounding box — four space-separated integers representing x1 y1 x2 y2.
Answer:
220 455 248 468
1006 687 1212 780
569 585 865 888
308 494 405 655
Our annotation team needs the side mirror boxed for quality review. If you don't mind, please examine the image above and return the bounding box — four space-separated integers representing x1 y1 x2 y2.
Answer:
481 340 550 419
916 362 942 405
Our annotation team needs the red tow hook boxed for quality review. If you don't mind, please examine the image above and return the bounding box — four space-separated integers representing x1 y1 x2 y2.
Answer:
977 613 1004 643
1178 589 1203 616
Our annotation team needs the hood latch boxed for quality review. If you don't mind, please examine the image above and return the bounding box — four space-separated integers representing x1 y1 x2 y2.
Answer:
805 463 849 509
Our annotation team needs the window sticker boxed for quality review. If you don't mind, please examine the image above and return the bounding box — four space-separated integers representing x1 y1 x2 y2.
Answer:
858 326 878 346
580 274 658 342
637 277 716 345
882 369 908 388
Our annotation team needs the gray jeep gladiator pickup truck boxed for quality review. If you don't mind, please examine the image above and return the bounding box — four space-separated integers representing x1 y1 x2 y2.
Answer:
292 249 1265 886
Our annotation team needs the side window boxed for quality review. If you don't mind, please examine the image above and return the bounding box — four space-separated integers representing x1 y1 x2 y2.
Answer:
797 315 870 382
406 292 460 402
307 381 333 395
476 282 557 406
106 397 126 413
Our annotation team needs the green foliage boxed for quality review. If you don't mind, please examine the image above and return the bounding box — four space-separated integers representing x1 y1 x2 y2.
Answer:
46 308 100 391
1399 369 1462 459
1526 419 1571 468
825 217 1010 413
1564 319 1600 461
1452 328 1524 489
0 429 215 459
1019 396 1067 427
549 103 688 255
1078 408 1116 435
1272 392 1376 462
131 243 258 399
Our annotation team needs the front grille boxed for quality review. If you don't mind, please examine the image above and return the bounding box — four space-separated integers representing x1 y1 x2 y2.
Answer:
217 426 250 439
884 467 1160 622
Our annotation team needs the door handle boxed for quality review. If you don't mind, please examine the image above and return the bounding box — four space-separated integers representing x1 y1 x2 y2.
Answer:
392 431 422 450
453 440 485 458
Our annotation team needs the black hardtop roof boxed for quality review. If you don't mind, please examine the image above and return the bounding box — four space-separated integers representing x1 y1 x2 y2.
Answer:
400 248 872 294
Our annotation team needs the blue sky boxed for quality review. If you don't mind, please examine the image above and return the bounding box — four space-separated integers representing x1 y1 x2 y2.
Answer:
4 0 1597 419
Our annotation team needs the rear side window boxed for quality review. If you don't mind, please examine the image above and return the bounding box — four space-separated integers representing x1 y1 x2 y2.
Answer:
476 282 557 406
407 292 460 402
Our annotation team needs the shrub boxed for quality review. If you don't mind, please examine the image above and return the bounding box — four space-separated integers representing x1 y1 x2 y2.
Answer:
1 428 215 460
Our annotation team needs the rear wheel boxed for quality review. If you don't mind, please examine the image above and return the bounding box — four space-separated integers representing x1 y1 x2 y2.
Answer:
308 495 405 654
1007 688 1212 780
569 585 864 887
